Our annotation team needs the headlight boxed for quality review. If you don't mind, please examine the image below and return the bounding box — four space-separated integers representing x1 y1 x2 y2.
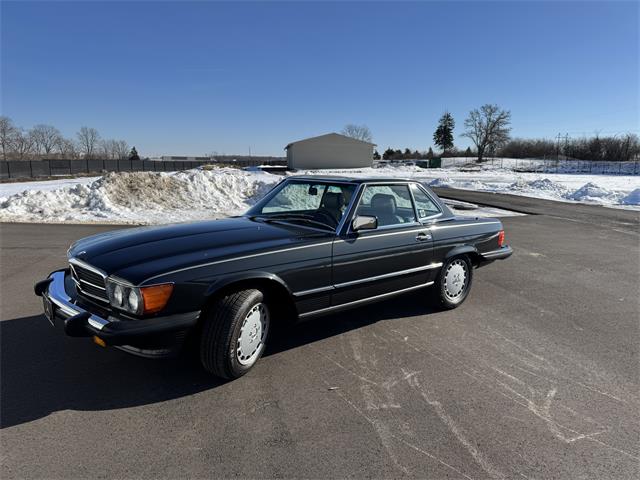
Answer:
128 288 140 312
113 284 124 307
106 278 173 316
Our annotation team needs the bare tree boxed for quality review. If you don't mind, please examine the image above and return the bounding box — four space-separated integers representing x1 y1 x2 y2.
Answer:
113 140 130 159
76 126 101 158
56 137 79 159
0 116 18 160
30 124 62 156
461 104 511 162
98 139 117 159
12 129 35 160
341 124 373 143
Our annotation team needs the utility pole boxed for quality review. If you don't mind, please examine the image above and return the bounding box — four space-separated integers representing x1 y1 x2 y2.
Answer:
556 133 570 160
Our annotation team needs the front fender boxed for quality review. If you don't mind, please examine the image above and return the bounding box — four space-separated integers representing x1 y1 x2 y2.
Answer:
203 270 294 299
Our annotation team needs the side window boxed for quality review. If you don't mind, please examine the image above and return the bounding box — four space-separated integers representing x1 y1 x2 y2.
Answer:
410 184 441 219
356 184 417 227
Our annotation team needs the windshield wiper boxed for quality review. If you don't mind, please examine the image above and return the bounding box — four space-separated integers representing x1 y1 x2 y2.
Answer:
259 213 335 231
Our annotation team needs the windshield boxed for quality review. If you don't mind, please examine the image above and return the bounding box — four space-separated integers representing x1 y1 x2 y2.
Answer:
247 180 357 231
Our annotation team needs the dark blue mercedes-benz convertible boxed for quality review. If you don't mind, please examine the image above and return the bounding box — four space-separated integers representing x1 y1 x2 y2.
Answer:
35 175 512 379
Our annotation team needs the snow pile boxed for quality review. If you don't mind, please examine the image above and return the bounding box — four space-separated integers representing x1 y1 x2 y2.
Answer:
0 168 278 224
565 182 623 204
426 177 454 188
508 178 571 197
621 188 640 205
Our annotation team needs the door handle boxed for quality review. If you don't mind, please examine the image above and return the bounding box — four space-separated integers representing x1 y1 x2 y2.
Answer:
416 232 432 241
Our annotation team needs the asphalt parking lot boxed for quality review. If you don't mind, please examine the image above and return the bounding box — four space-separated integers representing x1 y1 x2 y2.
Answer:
1 192 639 479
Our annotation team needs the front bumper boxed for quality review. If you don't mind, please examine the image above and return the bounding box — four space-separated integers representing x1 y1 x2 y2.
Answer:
35 270 200 357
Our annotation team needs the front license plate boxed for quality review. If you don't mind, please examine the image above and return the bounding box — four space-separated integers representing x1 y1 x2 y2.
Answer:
42 296 55 326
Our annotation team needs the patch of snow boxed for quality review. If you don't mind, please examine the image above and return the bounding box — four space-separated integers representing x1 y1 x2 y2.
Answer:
0 168 279 224
297 165 639 209
0 177 99 201
621 188 640 205
566 182 623 204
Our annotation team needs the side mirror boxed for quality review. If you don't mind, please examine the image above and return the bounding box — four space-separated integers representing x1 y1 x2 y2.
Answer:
352 215 378 231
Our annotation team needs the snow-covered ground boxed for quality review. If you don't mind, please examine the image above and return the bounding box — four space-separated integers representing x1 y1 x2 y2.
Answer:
0 162 638 224
0 176 99 198
307 164 640 209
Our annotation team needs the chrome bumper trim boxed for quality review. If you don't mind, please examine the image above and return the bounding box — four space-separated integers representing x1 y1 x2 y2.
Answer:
481 246 513 260
45 271 110 330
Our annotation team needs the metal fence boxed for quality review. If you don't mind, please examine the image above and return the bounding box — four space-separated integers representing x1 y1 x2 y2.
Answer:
0 158 287 180
438 157 640 175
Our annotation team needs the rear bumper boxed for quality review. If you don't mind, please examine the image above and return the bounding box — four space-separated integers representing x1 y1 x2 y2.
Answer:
480 245 513 261
35 270 199 357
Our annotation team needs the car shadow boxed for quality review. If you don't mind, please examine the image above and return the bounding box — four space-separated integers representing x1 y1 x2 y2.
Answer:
1 290 437 428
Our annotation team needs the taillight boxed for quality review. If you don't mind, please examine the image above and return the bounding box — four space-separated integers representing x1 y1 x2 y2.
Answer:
497 230 505 247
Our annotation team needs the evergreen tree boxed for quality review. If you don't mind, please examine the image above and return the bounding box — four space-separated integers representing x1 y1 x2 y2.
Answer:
464 147 472 157
403 148 412 158
383 147 395 160
373 149 381 160
433 111 455 154
129 146 140 160
427 147 434 159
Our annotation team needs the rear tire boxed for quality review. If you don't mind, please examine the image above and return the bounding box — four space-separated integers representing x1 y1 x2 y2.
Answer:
200 289 270 379
435 256 473 310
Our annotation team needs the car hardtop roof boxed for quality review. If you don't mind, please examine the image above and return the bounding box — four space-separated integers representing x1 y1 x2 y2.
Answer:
287 175 419 184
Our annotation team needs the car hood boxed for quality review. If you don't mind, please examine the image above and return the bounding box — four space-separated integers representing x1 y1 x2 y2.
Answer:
68 217 329 285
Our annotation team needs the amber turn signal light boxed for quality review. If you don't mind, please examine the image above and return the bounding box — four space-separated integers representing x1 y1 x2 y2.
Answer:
93 336 106 347
497 230 505 247
140 283 174 314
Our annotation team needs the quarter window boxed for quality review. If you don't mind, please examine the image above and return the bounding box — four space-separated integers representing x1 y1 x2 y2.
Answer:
410 184 441 218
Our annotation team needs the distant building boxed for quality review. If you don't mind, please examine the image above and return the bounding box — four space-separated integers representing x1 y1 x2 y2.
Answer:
285 133 376 170
160 156 212 162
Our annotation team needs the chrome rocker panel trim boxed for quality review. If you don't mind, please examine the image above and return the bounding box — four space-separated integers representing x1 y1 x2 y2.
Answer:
299 281 434 318
293 263 443 297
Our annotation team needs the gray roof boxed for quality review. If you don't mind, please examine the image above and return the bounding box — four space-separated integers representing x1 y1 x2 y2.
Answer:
285 132 376 149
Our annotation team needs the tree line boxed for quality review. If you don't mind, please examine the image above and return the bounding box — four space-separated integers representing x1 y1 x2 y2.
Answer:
344 104 639 163
0 116 139 161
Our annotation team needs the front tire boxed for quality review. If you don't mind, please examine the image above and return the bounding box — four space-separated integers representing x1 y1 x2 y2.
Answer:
200 289 270 379
435 256 473 309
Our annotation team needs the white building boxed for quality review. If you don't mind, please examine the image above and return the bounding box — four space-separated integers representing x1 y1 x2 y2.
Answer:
285 133 375 170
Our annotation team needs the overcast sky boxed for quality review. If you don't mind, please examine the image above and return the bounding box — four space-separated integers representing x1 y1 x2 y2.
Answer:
2 1 638 157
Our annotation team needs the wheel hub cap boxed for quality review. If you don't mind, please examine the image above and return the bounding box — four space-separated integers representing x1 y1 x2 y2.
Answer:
237 303 269 366
444 261 467 299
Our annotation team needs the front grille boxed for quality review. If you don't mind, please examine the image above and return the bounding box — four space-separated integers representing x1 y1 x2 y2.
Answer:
70 260 109 303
